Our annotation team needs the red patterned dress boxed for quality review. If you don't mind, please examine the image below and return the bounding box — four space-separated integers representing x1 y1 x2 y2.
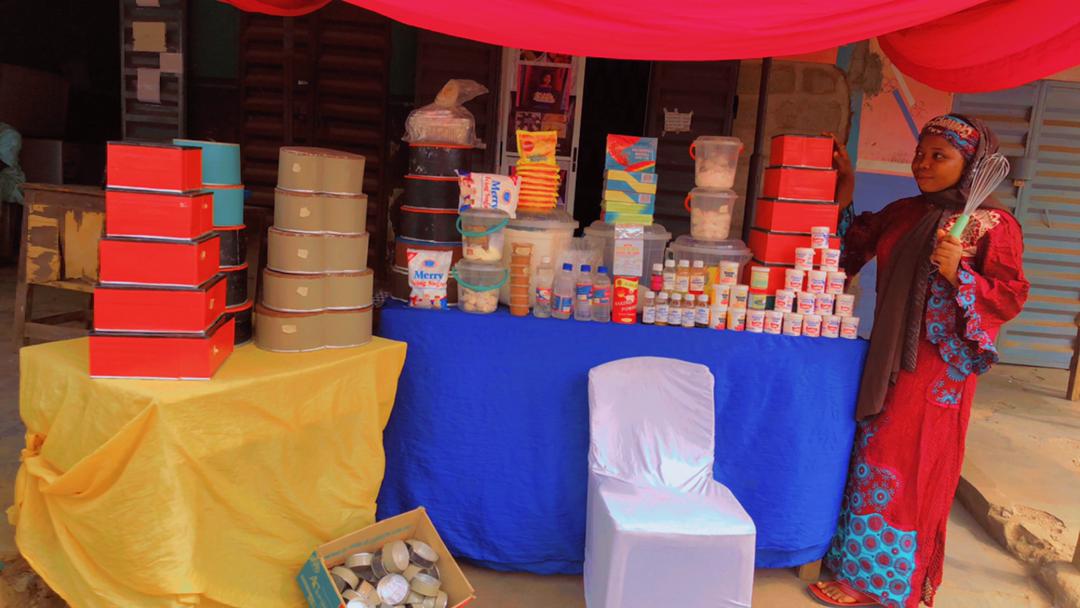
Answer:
827 197 1030 608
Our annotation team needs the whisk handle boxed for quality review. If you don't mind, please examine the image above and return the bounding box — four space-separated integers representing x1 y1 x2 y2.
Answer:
949 214 971 239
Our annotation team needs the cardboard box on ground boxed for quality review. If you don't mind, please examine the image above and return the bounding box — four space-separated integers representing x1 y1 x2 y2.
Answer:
298 507 476 608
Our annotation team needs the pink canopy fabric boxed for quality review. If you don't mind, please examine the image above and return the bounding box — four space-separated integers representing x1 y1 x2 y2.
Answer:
224 0 1080 93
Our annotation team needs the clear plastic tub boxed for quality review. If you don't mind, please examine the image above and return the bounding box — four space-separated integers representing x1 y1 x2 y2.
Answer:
685 188 737 241
668 235 753 281
583 220 672 279
500 209 578 306
453 259 509 314
689 136 743 189
457 208 509 262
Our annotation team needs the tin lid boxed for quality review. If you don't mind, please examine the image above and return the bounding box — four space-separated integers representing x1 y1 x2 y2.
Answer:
280 146 365 160
90 311 230 339
583 219 671 241
764 165 837 172
97 272 225 292
225 299 254 314
506 208 577 231
102 231 218 245
405 174 459 182
221 262 250 272
757 196 840 205
215 224 246 232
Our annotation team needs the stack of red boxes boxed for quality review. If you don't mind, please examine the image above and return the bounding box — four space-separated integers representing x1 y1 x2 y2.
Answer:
89 142 235 379
747 134 839 293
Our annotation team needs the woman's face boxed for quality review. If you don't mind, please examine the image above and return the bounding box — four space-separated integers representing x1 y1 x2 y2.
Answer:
912 134 966 193
541 73 553 86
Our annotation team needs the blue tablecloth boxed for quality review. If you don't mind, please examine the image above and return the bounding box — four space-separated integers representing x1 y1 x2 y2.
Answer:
376 302 867 574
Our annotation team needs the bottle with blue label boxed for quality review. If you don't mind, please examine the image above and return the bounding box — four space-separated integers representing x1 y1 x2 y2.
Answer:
574 265 593 322
551 263 575 320
592 266 612 323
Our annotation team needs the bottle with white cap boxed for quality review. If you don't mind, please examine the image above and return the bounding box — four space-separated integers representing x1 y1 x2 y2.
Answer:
532 256 554 319
675 259 691 293
669 293 683 326
662 259 676 292
689 260 706 294
574 265 593 321
655 291 670 326
591 267 612 323
642 290 656 324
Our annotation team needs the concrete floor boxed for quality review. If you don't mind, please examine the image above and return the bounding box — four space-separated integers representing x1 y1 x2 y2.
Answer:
0 265 1059 606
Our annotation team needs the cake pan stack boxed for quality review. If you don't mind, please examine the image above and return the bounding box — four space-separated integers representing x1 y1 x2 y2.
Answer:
91 141 234 380
255 146 374 352
390 143 470 303
174 139 252 344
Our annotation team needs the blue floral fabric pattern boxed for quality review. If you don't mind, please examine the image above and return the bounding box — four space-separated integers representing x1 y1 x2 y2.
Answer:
828 432 917 608
924 264 998 380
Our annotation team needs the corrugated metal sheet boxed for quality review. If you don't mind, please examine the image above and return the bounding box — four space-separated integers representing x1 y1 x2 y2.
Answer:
955 81 1080 369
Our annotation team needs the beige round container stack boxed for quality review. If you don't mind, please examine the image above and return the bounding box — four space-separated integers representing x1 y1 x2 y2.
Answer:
255 147 374 352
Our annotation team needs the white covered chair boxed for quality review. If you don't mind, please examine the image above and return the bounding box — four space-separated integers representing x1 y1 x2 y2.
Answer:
584 357 756 608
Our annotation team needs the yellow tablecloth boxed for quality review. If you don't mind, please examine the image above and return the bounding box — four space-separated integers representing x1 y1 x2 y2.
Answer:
9 337 407 608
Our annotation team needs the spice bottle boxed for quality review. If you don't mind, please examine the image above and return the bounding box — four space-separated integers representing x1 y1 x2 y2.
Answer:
662 259 676 292
695 294 710 327
669 293 683 326
675 259 691 293
681 295 697 328
650 263 664 293
655 292 669 326
642 290 656 325
689 260 706 294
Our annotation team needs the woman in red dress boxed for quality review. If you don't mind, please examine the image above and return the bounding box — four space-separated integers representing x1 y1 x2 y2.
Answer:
810 115 1030 607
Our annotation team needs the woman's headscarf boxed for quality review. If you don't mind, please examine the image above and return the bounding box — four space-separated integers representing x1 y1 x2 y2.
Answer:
855 114 1004 420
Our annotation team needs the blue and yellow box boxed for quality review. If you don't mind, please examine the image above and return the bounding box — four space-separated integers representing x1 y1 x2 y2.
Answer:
603 189 656 205
604 212 654 226
602 200 656 215
604 169 658 192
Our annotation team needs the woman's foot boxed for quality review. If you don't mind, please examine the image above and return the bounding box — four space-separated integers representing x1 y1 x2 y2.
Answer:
811 581 879 606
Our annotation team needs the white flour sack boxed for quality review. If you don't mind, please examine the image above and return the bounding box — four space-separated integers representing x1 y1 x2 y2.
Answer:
407 249 453 309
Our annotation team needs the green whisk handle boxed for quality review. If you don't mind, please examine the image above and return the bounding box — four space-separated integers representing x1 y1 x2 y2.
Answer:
949 214 971 239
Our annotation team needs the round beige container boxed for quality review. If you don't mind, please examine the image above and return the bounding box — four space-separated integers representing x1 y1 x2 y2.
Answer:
325 232 369 271
324 307 372 348
262 269 374 312
254 304 372 352
267 227 369 273
255 305 324 352
274 188 368 234
277 146 366 195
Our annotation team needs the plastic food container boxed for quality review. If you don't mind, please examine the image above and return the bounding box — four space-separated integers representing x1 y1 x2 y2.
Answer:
668 235 752 278
689 136 742 189
583 220 672 279
500 209 578 305
685 188 737 241
458 208 509 262
453 260 509 314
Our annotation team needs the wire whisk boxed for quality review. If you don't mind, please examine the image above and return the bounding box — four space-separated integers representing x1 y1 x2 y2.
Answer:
948 154 1010 238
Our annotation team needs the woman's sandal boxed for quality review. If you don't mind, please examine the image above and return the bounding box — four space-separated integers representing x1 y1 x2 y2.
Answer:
807 581 880 606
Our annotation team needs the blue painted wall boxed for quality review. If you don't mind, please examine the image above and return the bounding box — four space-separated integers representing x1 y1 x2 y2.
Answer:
850 172 921 337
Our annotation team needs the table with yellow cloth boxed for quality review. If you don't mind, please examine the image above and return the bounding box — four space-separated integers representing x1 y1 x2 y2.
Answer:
9 337 407 608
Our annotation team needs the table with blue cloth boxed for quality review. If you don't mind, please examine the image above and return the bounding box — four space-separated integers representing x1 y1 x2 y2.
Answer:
376 301 868 574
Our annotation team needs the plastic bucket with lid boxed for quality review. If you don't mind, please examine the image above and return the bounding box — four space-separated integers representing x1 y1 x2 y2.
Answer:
668 235 752 291
583 220 671 279
684 188 737 241
500 209 578 305
453 260 509 314
689 136 743 189
457 208 509 262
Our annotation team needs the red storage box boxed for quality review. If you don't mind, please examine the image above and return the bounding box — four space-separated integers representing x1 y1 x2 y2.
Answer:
749 227 834 264
94 273 226 333
106 141 202 192
89 316 235 380
762 166 837 201
99 233 220 287
106 189 214 240
754 197 839 233
743 258 794 294
770 135 835 169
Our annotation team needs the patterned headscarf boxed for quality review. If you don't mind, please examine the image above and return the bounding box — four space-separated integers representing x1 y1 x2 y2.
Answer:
919 114 981 163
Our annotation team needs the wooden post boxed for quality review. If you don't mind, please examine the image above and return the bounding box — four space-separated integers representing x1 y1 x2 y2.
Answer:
1069 313 1079 401
798 559 822 582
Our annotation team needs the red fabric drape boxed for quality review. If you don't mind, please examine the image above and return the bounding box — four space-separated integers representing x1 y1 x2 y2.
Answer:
222 0 1080 93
